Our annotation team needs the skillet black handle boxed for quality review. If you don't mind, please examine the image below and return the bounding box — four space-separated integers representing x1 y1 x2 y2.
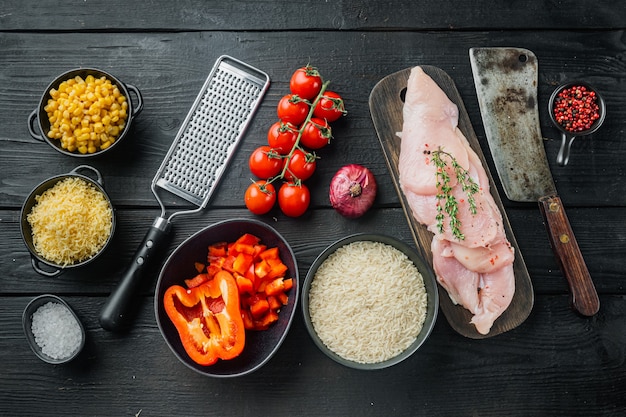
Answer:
99 217 170 331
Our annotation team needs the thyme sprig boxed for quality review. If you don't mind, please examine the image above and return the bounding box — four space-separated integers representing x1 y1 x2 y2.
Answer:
431 148 480 240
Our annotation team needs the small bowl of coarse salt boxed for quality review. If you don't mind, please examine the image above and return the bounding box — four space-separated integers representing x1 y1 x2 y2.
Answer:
22 294 86 364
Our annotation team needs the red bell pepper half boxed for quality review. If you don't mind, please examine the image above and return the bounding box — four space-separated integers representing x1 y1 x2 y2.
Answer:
163 270 246 366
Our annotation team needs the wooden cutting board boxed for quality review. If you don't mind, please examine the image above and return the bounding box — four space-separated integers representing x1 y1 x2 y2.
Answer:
369 65 534 339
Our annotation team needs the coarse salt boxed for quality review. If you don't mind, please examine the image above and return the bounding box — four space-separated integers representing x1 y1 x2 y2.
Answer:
31 301 83 360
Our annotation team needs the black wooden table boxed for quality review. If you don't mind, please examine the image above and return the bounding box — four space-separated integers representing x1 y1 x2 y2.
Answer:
1 1 625 416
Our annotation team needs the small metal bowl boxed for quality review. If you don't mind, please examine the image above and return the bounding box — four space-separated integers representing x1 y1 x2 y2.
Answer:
548 81 606 166
20 165 116 277
27 67 143 158
155 218 299 378
23 294 86 364
302 233 439 370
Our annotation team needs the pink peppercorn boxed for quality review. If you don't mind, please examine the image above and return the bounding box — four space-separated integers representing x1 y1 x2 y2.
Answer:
553 85 601 133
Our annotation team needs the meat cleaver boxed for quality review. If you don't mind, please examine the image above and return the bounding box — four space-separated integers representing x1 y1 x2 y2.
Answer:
469 47 599 316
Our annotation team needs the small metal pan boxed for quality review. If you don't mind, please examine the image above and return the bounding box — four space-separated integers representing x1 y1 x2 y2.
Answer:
27 67 143 158
20 165 116 277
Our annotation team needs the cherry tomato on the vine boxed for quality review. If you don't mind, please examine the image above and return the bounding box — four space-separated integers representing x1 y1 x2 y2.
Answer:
284 149 316 181
300 117 332 150
277 94 309 126
245 180 276 215
289 66 323 100
249 146 282 179
278 182 310 218
313 91 346 122
267 121 299 155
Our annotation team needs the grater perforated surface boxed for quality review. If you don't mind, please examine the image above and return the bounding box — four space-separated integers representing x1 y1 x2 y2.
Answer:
153 56 269 208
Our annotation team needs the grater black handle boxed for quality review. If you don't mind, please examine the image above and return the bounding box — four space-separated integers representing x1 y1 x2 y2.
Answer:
99 217 171 331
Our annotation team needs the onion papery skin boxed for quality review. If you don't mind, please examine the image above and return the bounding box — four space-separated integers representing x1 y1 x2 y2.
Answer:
329 164 377 218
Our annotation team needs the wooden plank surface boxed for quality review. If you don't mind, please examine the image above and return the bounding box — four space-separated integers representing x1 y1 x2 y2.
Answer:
2 0 625 30
1 1 626 416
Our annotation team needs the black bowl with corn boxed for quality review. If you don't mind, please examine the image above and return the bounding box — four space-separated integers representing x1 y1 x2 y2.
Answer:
28 68 143 157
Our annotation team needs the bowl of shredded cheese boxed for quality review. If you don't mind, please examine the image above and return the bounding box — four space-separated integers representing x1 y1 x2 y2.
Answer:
20 165 116 277
27 67 143 157
302 233 439 370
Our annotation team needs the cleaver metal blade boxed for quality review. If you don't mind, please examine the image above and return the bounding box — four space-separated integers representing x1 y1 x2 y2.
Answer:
470 47 599 317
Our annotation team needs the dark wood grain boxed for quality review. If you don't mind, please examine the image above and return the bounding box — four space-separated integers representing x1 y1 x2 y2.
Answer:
2 0 625 30
1 1 626 416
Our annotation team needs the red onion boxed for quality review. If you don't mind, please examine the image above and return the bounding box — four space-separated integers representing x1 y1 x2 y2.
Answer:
329 164 377 218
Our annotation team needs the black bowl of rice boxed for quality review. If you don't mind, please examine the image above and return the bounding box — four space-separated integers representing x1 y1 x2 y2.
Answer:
302 233 439 370
20 165 116 277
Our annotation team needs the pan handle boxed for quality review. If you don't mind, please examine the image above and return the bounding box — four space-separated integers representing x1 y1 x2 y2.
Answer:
556 133 576 167
31 257 62 278
28 109 45 142
99 216 171 331
126 84 144 118
538 195 600 316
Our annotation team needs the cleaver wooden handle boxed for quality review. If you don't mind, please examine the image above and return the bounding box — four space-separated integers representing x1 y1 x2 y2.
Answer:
538 195 600 316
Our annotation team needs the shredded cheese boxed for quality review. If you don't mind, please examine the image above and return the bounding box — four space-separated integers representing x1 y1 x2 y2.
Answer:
27 177 113 266
308 241 428 364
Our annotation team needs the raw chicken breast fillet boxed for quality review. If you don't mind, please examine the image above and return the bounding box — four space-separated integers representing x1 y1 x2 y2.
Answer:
398 66 515 335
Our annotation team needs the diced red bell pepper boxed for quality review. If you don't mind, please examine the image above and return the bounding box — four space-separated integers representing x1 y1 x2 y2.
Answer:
231 242 256 256
206 264 222 279
259 247 279 261
266 258 288 280
235 233 261 246
264 277 286 296
276 291 289 306
221 255 237 273
233 252 254 275
249 297 270 319
254 309 279 330
184 273 209 289
194 262 205 273
252 244 267 258
254 260 272 280
241 309 255 330
267 295 282 311
183 233 294 334
208 242 228 258
235 274 254 295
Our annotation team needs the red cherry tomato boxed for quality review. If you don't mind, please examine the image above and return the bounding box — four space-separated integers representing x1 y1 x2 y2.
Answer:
284 149 316 181
277 94 309 126
245 180 276 215
249 146 282 179
278 182 310 217
300 117 332 150
267 121 299 155
289 66 323 100
313 91 346 122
